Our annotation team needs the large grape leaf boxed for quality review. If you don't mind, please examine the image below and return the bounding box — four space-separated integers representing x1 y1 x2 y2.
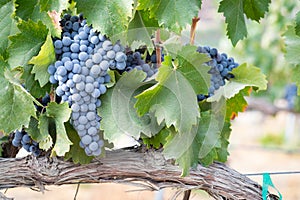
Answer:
164 111 222 176
135 53 205 134
124 10 159 50
295 11 300 37
75 0 133 38
284 26 300 65
208 63 267 102
0 0 17 58
99 69 162 146
137 0 202 32
0 62 36 134
218 0 247 46
39 0 69 13
8 20 48 68
46 102 72 157
243 0 271 22
64 123 93 164
29 34 55 87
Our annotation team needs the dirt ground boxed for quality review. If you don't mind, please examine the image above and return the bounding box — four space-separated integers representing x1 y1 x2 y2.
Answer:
2 110 300 200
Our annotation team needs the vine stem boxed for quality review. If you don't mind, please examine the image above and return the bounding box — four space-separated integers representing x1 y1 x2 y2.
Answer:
73 183 80 200
0 150 279 200
155 29 162 68
49 86 55 102
190 17 200 45
183 190 191 200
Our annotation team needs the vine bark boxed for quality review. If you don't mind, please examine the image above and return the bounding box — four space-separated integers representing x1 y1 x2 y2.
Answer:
0 149 279 200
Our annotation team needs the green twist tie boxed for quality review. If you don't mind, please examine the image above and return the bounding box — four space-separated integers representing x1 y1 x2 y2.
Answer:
262 173 282 200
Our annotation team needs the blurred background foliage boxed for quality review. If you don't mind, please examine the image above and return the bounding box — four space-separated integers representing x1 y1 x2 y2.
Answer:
229 0 299 102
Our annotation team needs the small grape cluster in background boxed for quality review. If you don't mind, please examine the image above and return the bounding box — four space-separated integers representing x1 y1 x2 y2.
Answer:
284 84 298 109
196 46 239 101
12 130 41 156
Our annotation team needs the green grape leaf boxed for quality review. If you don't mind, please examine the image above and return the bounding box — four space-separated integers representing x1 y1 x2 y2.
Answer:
75 0 133 39
15 0 61 39
39 0 69 13
163 35 182 58
295 11 300 37
243 0 270 22
199 148 218 166
225 87 251 120
208 63 267 102
22 65 51 98
0 66 36 134
124 10 159 50
135 56 200 134
197 120 231 166
15 0 38 20
218 0 247 46
284 26 300 65
8 20 48 68
29 34 55 87
176 46 211 94
142 127 169 149
215 122 231 162
46 102 72 157
64 123 93 164
99 69 162 145
38 114 54 150
137 0 202 33
164 111 222 176
26 116 53 150
0 0 17 58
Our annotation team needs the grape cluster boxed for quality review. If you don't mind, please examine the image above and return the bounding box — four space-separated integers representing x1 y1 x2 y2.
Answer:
196 46 239 101
12 130 41 156
284 84 297 109
115 50 158 78
48 14 127 156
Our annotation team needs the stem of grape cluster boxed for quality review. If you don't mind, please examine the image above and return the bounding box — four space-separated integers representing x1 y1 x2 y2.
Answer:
155 29 162 68
50 86 55 102
190 16 200 45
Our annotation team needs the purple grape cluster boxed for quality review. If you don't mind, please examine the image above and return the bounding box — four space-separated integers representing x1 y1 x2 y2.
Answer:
47 14 127 156
284 84 297 109
113 49 158 78
12 130 41 156
196 46 239 101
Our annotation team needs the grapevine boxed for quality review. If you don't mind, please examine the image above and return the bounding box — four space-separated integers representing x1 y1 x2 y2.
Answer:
1 0 298 199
